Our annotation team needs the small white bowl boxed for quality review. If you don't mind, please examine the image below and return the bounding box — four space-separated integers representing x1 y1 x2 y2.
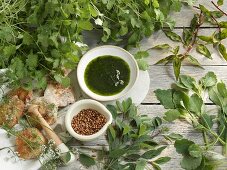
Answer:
65 99 112 141
77 45 139 101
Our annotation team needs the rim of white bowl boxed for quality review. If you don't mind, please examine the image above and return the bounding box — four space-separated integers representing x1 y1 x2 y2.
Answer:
77 45 139 101
65 99 113 141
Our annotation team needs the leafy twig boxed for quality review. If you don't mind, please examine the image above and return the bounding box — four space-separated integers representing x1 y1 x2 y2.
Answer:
211 1 227 16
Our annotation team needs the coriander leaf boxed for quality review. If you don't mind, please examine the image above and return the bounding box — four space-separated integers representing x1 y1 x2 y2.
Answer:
154 157 171 164
154 89 175 109
174 139 194 154
189 94 203 113
200 72 217 88
151 44 171 50
164 30 182 42
79 153 95 167
78 20 93 30
137 59 149 70
196 44 212 59
181 155 202 170
218 43 227 61
163 109 181 122
188 144 202 158
135 159 146 170
26 53 38 70
3 45 16 57
134 51 149 59
141 146 166 159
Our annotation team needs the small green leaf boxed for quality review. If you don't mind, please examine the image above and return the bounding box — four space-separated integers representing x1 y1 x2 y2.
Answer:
196 44 212 59
3 45 16 57
54 74 70 87
26 54 38 70
188 144 202 158
109 148 126 158
79 153 95 167
78 20 93 30
186 55 203 69
141 146 166 159
181 155 202 170
179 75 196 89
164 30 182 42
217 0 223 6
219 21 227 28
154 157 171 164
163 109 181 122
200 71 217 88
165 133 183 141
219 29 227 40
189 94 203 113
218 43 227 61
174 139 194 154
183 28 192 46
23 32 33 45
135 159 147 170
139 124 147 136
154 89 175 109
199 114 214 129
134 51 149 59
108 125 116 140
198 35 213 43
199 5 211 18
173 56 181 80
151 44 171 50
123 124 131 135
137 59 149 71
155 55 174 65
107 105 117 119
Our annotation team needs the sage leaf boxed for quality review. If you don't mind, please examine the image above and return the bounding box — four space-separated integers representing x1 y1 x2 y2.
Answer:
163 109 181 122
164 30 182 42
218 43 227 61
79 153 95 167
196 44 212 59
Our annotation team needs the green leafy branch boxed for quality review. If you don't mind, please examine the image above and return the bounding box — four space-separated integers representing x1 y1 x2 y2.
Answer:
155 72 227 169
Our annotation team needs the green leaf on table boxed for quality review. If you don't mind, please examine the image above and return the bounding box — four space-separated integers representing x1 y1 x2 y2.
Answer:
54 74 70 87
217 82 227 97
137 59 149 70
219 21 227 28
151 44 171 50
79 153 96 167
183 28 192 46
219 29 227 40
217 0 224 6
199 113 214 129
188 144 202 158
155 55 174 65
173 56 181 80
109 148 126 158
185 55 203 69
198 35 213 43
134 51 149 59
179 75 196 89
199 5 211 18
141 146 166 159
108 125 116 139
181 155 202 170
200 71 217 88
154 157 171 164
107 105 117 119
164 133 183 141
218 43 227 61
154 89 175 109
135 159 147 170
189 94 203 113
174 139 194 154
196 44 212 59
163 109 181 122
163 30 182 42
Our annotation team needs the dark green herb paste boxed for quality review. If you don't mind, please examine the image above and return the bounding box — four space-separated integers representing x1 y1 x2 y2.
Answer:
84 55 130 96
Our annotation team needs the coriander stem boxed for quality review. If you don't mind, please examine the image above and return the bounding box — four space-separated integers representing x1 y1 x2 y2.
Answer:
202 131 209 148
211 1 227 16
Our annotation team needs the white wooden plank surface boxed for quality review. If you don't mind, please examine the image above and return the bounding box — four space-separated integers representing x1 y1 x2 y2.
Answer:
59 0 227 169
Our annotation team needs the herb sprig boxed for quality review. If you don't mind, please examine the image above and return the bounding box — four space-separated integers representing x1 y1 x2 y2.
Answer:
155 72 227 169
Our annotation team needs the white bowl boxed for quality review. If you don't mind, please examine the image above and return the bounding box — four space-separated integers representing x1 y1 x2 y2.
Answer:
77 45 139 101
65 99 112 141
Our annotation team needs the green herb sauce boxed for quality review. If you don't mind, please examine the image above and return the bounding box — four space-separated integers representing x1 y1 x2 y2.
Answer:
84 55 130 96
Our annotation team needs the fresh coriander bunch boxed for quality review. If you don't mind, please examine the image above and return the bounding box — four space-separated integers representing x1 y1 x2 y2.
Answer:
155 72 227 169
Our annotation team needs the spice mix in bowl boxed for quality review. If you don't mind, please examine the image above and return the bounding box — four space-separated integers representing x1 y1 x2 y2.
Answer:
65 99 112 141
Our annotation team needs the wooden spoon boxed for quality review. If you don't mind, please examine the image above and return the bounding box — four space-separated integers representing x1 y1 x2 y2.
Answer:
28 104 75 165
